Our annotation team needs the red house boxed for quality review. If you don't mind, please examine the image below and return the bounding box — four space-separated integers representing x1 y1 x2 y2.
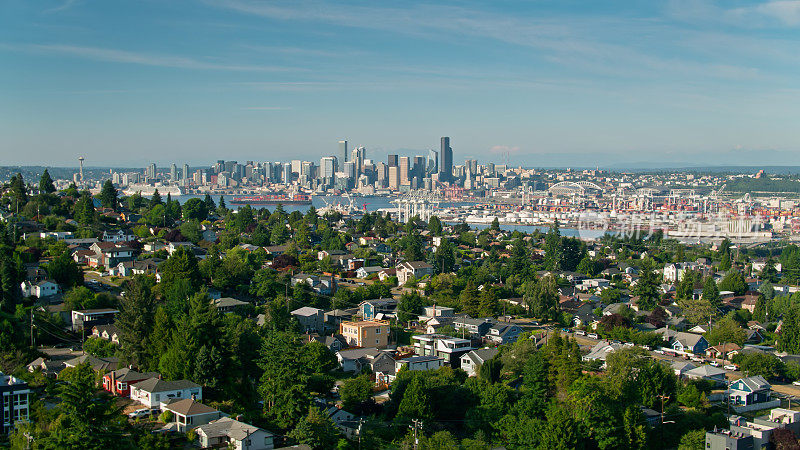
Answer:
102 368 160 397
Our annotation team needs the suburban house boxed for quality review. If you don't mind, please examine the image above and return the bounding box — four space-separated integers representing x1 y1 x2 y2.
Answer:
411 334 473 368
1 371 30 434
291 273 337 295
340 320 390 348
102 229 135 243
356 266 383 279
20 280 59 298
211 297 249 314
396 261 434 284
656 328 709 354
71 308 119 333
87 242 135 268
485 323 523 345
729 376 778 409
706 343 741 361
583 341 624 365
91 324 120 344
195 417 275 450
63 354 118 373
395 355 445 375
102 368 160 397
684 365 727 384
378 268 397 282
161 398 221 432
336 348 396 373
326 406 359 439
453 317 494 337
129 378 202 408
460 348 499 377
358 299 397 321
671 361 697 378
291 307 326 334
310 335 348 353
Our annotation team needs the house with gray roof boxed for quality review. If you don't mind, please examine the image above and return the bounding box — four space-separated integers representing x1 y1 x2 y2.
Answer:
161 398 221 432
129 378 202 408
196 417 275 449
460 348 499 377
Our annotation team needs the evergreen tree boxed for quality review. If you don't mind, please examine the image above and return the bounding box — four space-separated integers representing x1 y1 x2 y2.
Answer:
150 189 162 207
116 275 157 368
779 305 800 354
259 332 311 428
39 168 56 193
633 259 661 310
428 215 443 235
701 276 720 308
10 173 28 209
718 270 748 295
544 220 562 271
287 408 340 450
203 193 216 212
432 238 455 274
99 179 118 210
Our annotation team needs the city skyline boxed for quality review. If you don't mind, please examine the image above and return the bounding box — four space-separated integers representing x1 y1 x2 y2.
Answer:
3 1 800 166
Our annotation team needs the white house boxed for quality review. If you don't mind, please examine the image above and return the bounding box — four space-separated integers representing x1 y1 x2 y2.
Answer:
20 280 59 298
129 378 202 408
102 229 135 243
161 398 221 432
460 348 499 377
196 417 275 450
396 261 434 284
356 266 383 279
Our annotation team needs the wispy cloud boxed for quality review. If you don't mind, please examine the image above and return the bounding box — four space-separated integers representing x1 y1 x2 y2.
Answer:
728 0 800 26
205 0 771 83
0 43 302 72
43 0 80 14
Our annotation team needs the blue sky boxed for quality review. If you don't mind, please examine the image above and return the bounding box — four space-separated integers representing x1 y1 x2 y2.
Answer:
2 0 800 167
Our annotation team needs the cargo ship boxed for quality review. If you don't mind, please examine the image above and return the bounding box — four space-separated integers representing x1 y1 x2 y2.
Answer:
230 194 312 206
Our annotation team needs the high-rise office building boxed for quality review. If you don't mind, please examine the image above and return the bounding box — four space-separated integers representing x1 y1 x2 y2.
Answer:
440 137 453 182
413 156 425 184
388 166 399 189
343 161 356 180
339 140 348 163
146 163 157 180
320 156 337 180
283 163 292 185
170 163 177 181
427 150 438 174
387 154 398 167
399 156 410 185
183 164 189 181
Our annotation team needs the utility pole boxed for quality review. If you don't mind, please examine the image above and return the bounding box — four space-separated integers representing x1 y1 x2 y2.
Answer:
30 308 34 348
357 418 364 450
410 419 422 450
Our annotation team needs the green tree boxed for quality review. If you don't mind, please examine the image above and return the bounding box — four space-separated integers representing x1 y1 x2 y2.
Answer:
259 332 311 428
701 276 720 308
35 363 128 449
116 275 157 368
428 215 443 235
39 168 56 193
432 238 456 274
287 408 340 450
704 316 746 346
633 259 661 311
779 304 800 354
150 189 162 207
340 374 373 411
44 251 83 288
678 429 707 450
182 198 209 222
718 270 748 295
99 180 118 210
544 221 562 271
397 292 425 323
526 274 560 321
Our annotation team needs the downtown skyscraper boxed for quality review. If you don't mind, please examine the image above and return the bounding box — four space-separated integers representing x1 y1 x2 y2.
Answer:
439 137 453 182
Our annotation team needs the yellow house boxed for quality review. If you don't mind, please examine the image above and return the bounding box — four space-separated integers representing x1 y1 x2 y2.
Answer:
340 320 390 348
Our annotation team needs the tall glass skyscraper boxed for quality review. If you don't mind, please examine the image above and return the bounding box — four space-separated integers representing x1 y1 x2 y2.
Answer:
439 137 453 182
339 140 348 163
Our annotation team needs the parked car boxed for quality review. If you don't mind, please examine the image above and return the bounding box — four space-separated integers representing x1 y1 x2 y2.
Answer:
575 330 586 336
792 381 800 386
587 333 599 339
128 408 153 419
723 364 738 371
709 361 720 367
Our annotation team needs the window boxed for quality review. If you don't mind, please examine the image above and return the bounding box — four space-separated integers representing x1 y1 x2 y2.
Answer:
375 328 380 334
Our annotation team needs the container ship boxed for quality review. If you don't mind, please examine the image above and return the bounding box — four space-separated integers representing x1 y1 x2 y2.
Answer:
230 194 312 206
